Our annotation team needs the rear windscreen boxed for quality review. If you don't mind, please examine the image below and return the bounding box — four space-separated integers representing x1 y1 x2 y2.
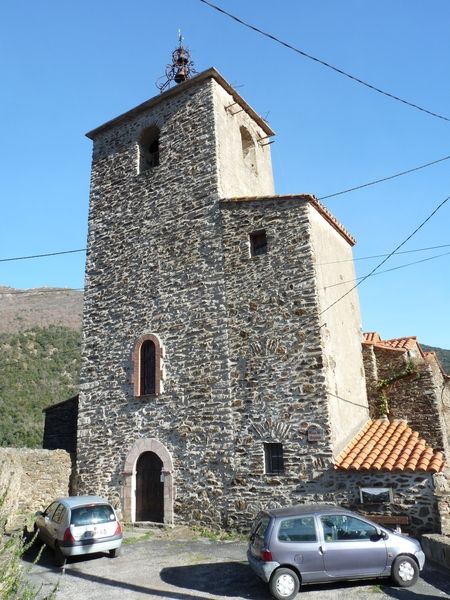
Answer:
70 504 115 526
253 516 270 540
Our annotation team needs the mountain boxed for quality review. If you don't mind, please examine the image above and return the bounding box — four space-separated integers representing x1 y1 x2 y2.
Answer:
0 287 82 448
421 344 450 375
0 286 83 334
0 325 81 447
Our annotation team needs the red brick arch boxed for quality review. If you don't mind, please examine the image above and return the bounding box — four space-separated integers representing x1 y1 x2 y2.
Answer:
131 333 163 397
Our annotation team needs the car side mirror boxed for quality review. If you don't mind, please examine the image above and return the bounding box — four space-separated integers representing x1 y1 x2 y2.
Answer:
35 511 43 517
376 528 388 540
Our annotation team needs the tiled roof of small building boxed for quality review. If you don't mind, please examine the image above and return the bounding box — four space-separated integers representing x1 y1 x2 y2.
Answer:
335 419 445 473
362 332 449 377
362 332 418 352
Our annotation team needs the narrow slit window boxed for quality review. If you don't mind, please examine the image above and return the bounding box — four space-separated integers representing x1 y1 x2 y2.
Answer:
264 443 284 474
250 230 267 257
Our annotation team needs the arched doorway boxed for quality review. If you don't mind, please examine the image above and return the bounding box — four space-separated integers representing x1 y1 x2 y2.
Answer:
135 451 164 522
122 438 174 524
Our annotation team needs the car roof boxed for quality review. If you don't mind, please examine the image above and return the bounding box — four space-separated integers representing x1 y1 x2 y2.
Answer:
55 495 112 509
261 504 352 519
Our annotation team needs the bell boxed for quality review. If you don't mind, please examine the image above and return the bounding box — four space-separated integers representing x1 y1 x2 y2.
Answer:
174 67 188 84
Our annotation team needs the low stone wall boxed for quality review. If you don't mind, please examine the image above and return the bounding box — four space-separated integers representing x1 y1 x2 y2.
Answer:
421 534 450 571
0 448 71 529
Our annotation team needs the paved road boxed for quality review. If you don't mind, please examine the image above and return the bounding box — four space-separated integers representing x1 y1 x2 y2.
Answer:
24 538 450 600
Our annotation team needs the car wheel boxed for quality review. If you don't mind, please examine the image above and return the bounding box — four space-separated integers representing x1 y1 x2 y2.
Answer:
109 547 121 558
54 543 66 567
391 555 419 587
269 567 300 600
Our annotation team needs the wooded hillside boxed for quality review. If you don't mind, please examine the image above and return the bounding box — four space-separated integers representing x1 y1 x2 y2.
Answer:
0 326 80 448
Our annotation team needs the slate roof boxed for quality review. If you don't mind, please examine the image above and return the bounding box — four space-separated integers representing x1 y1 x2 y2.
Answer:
335 419 445 473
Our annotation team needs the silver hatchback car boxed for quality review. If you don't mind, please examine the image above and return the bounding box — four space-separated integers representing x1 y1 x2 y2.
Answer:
247 504 425 600
34 495 123 566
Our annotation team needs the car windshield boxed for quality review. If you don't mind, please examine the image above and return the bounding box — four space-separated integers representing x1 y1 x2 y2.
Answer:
70 504 115 526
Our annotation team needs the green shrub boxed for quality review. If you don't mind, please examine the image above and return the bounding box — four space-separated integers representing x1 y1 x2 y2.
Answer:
0 326 80 448
0 490 46 600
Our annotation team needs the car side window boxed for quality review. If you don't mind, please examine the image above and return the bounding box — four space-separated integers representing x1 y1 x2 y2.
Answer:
278 517 317 542
43 502 59 519
321 515 378 541
52 504 66 524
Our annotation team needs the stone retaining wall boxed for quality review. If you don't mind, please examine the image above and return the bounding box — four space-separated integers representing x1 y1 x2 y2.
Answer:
421 533 450 571
0 448 71 529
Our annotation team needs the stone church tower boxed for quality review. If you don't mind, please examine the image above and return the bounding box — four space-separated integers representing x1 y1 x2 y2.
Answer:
77 65 368 528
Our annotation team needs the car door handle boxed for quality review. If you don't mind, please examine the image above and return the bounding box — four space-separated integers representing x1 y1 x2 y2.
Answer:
319 545 325 554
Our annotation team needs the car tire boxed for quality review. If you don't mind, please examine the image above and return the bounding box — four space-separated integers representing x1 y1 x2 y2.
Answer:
109 547 121 558
269 567 300 600
391 555 419 587
54 543 66 567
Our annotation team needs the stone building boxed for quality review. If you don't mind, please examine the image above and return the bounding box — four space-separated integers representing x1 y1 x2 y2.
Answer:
75 65 446 533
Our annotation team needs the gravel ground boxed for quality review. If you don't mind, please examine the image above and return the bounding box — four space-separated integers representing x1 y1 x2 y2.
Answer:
23 528 450 600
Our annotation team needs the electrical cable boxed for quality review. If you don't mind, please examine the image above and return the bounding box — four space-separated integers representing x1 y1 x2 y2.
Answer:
319 193 450 317
324 249 450 289
0 248 86 263
318 155 450 200
321 243 450 265
198 0 450 122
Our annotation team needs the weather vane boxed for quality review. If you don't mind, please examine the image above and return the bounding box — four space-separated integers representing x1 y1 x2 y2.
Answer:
157 31 196 93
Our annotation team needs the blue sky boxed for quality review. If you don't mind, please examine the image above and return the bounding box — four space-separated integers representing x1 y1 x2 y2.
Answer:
1 1 449 348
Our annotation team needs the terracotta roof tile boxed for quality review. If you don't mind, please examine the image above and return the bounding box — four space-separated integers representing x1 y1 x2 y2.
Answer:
362 333 418 353
335 419 445 473
363 332 381 344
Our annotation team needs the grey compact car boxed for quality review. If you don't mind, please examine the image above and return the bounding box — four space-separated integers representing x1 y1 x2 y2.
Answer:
247 504 425 600
34 495 123 566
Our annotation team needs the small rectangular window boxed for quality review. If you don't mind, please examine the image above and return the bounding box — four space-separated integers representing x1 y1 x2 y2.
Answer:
360 487 393 504
264 442 284 474
250 230 267 256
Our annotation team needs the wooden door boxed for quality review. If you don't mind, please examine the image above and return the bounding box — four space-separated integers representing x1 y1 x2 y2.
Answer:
135 452 164 522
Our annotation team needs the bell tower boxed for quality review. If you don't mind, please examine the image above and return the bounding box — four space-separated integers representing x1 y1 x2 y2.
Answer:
77 49 276 517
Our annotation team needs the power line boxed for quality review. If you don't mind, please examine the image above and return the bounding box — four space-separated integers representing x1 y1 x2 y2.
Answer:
326 390 368 409
319 192 450 317
321 243 450 265
325 249 450 289
0 153 447 267
198 0 450 123
318 155 450 201
0 248 86 263
2 242 448 298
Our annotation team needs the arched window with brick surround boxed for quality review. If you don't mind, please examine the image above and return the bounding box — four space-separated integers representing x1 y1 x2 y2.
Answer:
132 334 163 396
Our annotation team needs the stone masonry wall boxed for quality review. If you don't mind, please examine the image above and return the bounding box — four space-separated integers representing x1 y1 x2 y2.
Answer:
78 77 236 524
220 197 334 529
362 345 447 453
0 448 71 529
335 470 440 536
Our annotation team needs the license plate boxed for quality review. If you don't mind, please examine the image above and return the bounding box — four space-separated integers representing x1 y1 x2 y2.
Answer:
83 528 107 538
